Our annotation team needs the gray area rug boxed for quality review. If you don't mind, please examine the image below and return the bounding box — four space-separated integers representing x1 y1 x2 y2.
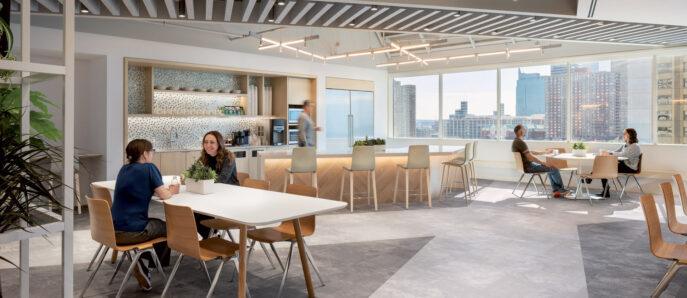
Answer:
578 221 687 298
0 236 433 297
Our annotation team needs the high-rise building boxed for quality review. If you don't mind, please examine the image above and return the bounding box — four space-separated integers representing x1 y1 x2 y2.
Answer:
546 68 567 140
393 80 416 137
516 70 546 116
569 68 625 141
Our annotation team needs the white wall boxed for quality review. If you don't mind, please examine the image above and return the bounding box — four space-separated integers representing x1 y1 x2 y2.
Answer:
22 25 388 179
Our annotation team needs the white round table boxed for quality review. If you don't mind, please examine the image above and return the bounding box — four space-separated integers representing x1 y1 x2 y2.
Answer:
544 153 627 200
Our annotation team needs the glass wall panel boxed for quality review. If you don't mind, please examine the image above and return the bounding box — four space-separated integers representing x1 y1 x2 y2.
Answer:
393 75 439 138
570 58 652 143
500 65 567 140
442 70 498 139
656 54 687 144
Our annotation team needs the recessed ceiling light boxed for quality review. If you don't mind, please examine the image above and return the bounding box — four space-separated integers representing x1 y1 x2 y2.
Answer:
553 35 560 38
371 5 378 11
80 7 89 13
268 18 275 23
609 38 616 41
662 41 668 44
423 28 430 31
596 22 604 26
349 22 355 26
277 0 286 6
177 0 186 18
453 11 461 17
660 26 667 31
530 17 538 23
491 30 498 35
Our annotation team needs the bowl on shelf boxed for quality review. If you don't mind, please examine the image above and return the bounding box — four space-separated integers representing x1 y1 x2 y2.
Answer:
181 87 193 91
167 86 179 91
154 85 165 90
208 88 219 93
231 89 243 94
195 88 207 92
220 89 231 93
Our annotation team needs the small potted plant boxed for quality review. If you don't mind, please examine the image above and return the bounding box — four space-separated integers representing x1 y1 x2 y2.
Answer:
353 136 386 151
373 138 386 152
571 142 588 157
182 160 217 194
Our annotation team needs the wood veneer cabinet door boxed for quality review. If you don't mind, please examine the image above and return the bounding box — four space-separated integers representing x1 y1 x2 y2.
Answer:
185 151 201 169
160 152 186 176
152 152 162 171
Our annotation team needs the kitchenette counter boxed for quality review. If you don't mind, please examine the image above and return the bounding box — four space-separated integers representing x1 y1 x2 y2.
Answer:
258 145 463 159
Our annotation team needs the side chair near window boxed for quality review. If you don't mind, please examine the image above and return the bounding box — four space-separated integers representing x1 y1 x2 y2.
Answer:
660 182 687 237
545 148 577 189
617 153 644 199
237 171 250 186
674 174 687 217
393 145 432 209
578 155 620 205
639 194 687 298
161 202 250 298
87 184 115 271
339 145 378 212
284 147 318 193
80 197 168 298
246 184 324 298
512 152 551 199
439 142 472 202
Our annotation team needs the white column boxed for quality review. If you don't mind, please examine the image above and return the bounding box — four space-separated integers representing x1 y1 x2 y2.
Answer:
62 0 75 296
19 0 31 296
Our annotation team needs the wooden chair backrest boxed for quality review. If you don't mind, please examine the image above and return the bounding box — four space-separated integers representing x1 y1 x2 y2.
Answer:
351 146 375 171
243 178 270 190
546 147 567 153
237 172 250 186
86 196 117 248
674 174 687 217
285 184 318 235
546 157 568 169
471 141 478 161
163 202 202 260
660 182 682 234
291 147 317 173
590 155 618 178
90 184 113 206
512 152 525 173
635 153 643 174
640 194 668 259
406 145 430 169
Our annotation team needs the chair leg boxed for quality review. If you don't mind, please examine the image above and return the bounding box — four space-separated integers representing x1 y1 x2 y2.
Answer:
567 171 575 189
302 239 325 287
632 175 644 193
419 169 423 202
270 243 285 271
471 161 478 192
283 172 289 192
116 250 144 298
277 241 295 298
584 179 592 206
349 171 354 212
372 170 378 211
312 172 318 196
537 174 550 199
206 259 227 298
651 261 682 298
227 230 236 243
462 166 471 201
520 175 534 198
161 254 184 298
108 250 127 284
259 242 277 269
231 257 252 298
426 167 432 208
393 166 400 203
200 260 212 285
405 169 409 209
512 173 525 196
339 171 345 201
247 239 256 265
149 246 168 282
79 247 109 298
367 171 371 205
439 164 446 201
111 250 119 264
87 244 104 272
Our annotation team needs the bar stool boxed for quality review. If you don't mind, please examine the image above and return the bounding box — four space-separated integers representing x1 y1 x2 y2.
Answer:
393 145 431 209
469 140 478 192
439 142 472 202
283 147 317 193
339 146 378 212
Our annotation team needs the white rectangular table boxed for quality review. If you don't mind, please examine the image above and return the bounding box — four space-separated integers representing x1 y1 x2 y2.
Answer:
92 178 347 298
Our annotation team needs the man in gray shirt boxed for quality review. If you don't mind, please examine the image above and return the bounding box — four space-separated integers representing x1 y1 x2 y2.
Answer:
298 100 320 147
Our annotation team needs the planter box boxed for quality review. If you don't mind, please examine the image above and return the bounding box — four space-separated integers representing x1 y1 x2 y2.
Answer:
374 145 386 152
572 149 587 157
186 179 215 194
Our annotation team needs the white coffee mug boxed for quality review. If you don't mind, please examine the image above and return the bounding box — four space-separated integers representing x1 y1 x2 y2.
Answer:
553 149 559 155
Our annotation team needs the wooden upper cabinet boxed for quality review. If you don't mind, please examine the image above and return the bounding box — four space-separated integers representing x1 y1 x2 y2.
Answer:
287 77 314 106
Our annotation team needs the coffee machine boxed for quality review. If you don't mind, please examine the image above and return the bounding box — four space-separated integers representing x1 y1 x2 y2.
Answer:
271 119 286 146
232 130 251 146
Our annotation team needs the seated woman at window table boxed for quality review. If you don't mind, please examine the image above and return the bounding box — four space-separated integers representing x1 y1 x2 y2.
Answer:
596 128 642 198
189 130 239 239
111 139 179 291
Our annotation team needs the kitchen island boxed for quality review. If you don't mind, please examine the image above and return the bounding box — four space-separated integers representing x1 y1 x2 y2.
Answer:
259 146 464 203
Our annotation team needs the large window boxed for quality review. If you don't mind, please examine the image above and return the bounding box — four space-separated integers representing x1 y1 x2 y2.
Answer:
442 70 498 139
656 54 687 144
570 58 651 143
393 75 439 138
500 65 567 140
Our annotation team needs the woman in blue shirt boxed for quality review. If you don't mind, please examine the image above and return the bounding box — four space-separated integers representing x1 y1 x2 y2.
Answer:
111 139 178 291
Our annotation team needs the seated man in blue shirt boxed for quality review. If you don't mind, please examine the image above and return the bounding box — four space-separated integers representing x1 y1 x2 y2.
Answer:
511 124 570 198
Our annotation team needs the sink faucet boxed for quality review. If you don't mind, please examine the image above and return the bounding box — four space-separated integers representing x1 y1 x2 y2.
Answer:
169 127 178 149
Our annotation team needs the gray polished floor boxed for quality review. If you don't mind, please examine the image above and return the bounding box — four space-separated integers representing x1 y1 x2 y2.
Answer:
1 179 685 297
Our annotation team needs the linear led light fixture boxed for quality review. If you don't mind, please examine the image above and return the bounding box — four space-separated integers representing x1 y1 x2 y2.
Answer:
326 54 347 60
348 51 371 57
376 46 542 67
376 62 397 67
508 47 540 54
258 38 305 50
400 43 429 50
477 51 506 57
449 54 475 60
373 48 397 54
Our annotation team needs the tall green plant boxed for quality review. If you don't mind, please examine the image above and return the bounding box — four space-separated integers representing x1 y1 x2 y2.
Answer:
0 87 63 148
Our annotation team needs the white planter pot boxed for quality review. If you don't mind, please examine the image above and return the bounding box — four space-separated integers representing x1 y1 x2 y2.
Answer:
374 145 386 152
572 149 587 157
186 179 215 194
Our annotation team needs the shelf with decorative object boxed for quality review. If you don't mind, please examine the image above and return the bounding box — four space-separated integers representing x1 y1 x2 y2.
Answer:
152 89 248 97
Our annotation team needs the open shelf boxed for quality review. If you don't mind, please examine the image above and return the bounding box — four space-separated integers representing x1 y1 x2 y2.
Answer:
129 114 275 118
153 89 247 96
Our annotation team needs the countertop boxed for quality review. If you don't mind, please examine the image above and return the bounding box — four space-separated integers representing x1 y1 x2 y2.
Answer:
259 145 465 159
156 145 293 153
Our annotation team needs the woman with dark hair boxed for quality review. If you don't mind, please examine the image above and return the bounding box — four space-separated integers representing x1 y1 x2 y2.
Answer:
111 139 179 291
598 128 642 197
191 131 238 238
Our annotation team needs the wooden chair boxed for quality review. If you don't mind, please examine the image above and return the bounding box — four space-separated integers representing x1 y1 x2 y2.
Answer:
237 171 250 186
511 152 551 199
80 197 168 298
660 182 687 236
545 148 577 188
579 155 620 205
339 146 378 212
246 184 323 298
439 143 472 202
639 194 687 297
87 184 116 271
393 145 432 209
161 202 249 298
283 147 318 193
617 153 644 199
673 174 687 217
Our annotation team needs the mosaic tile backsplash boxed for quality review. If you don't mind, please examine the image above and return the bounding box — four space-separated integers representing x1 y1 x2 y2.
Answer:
152 92 244 113
128 116 271 151
128 66 146 114
153 68 240 91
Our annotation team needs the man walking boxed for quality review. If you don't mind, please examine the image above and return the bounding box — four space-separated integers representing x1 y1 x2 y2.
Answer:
298 100 320 147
